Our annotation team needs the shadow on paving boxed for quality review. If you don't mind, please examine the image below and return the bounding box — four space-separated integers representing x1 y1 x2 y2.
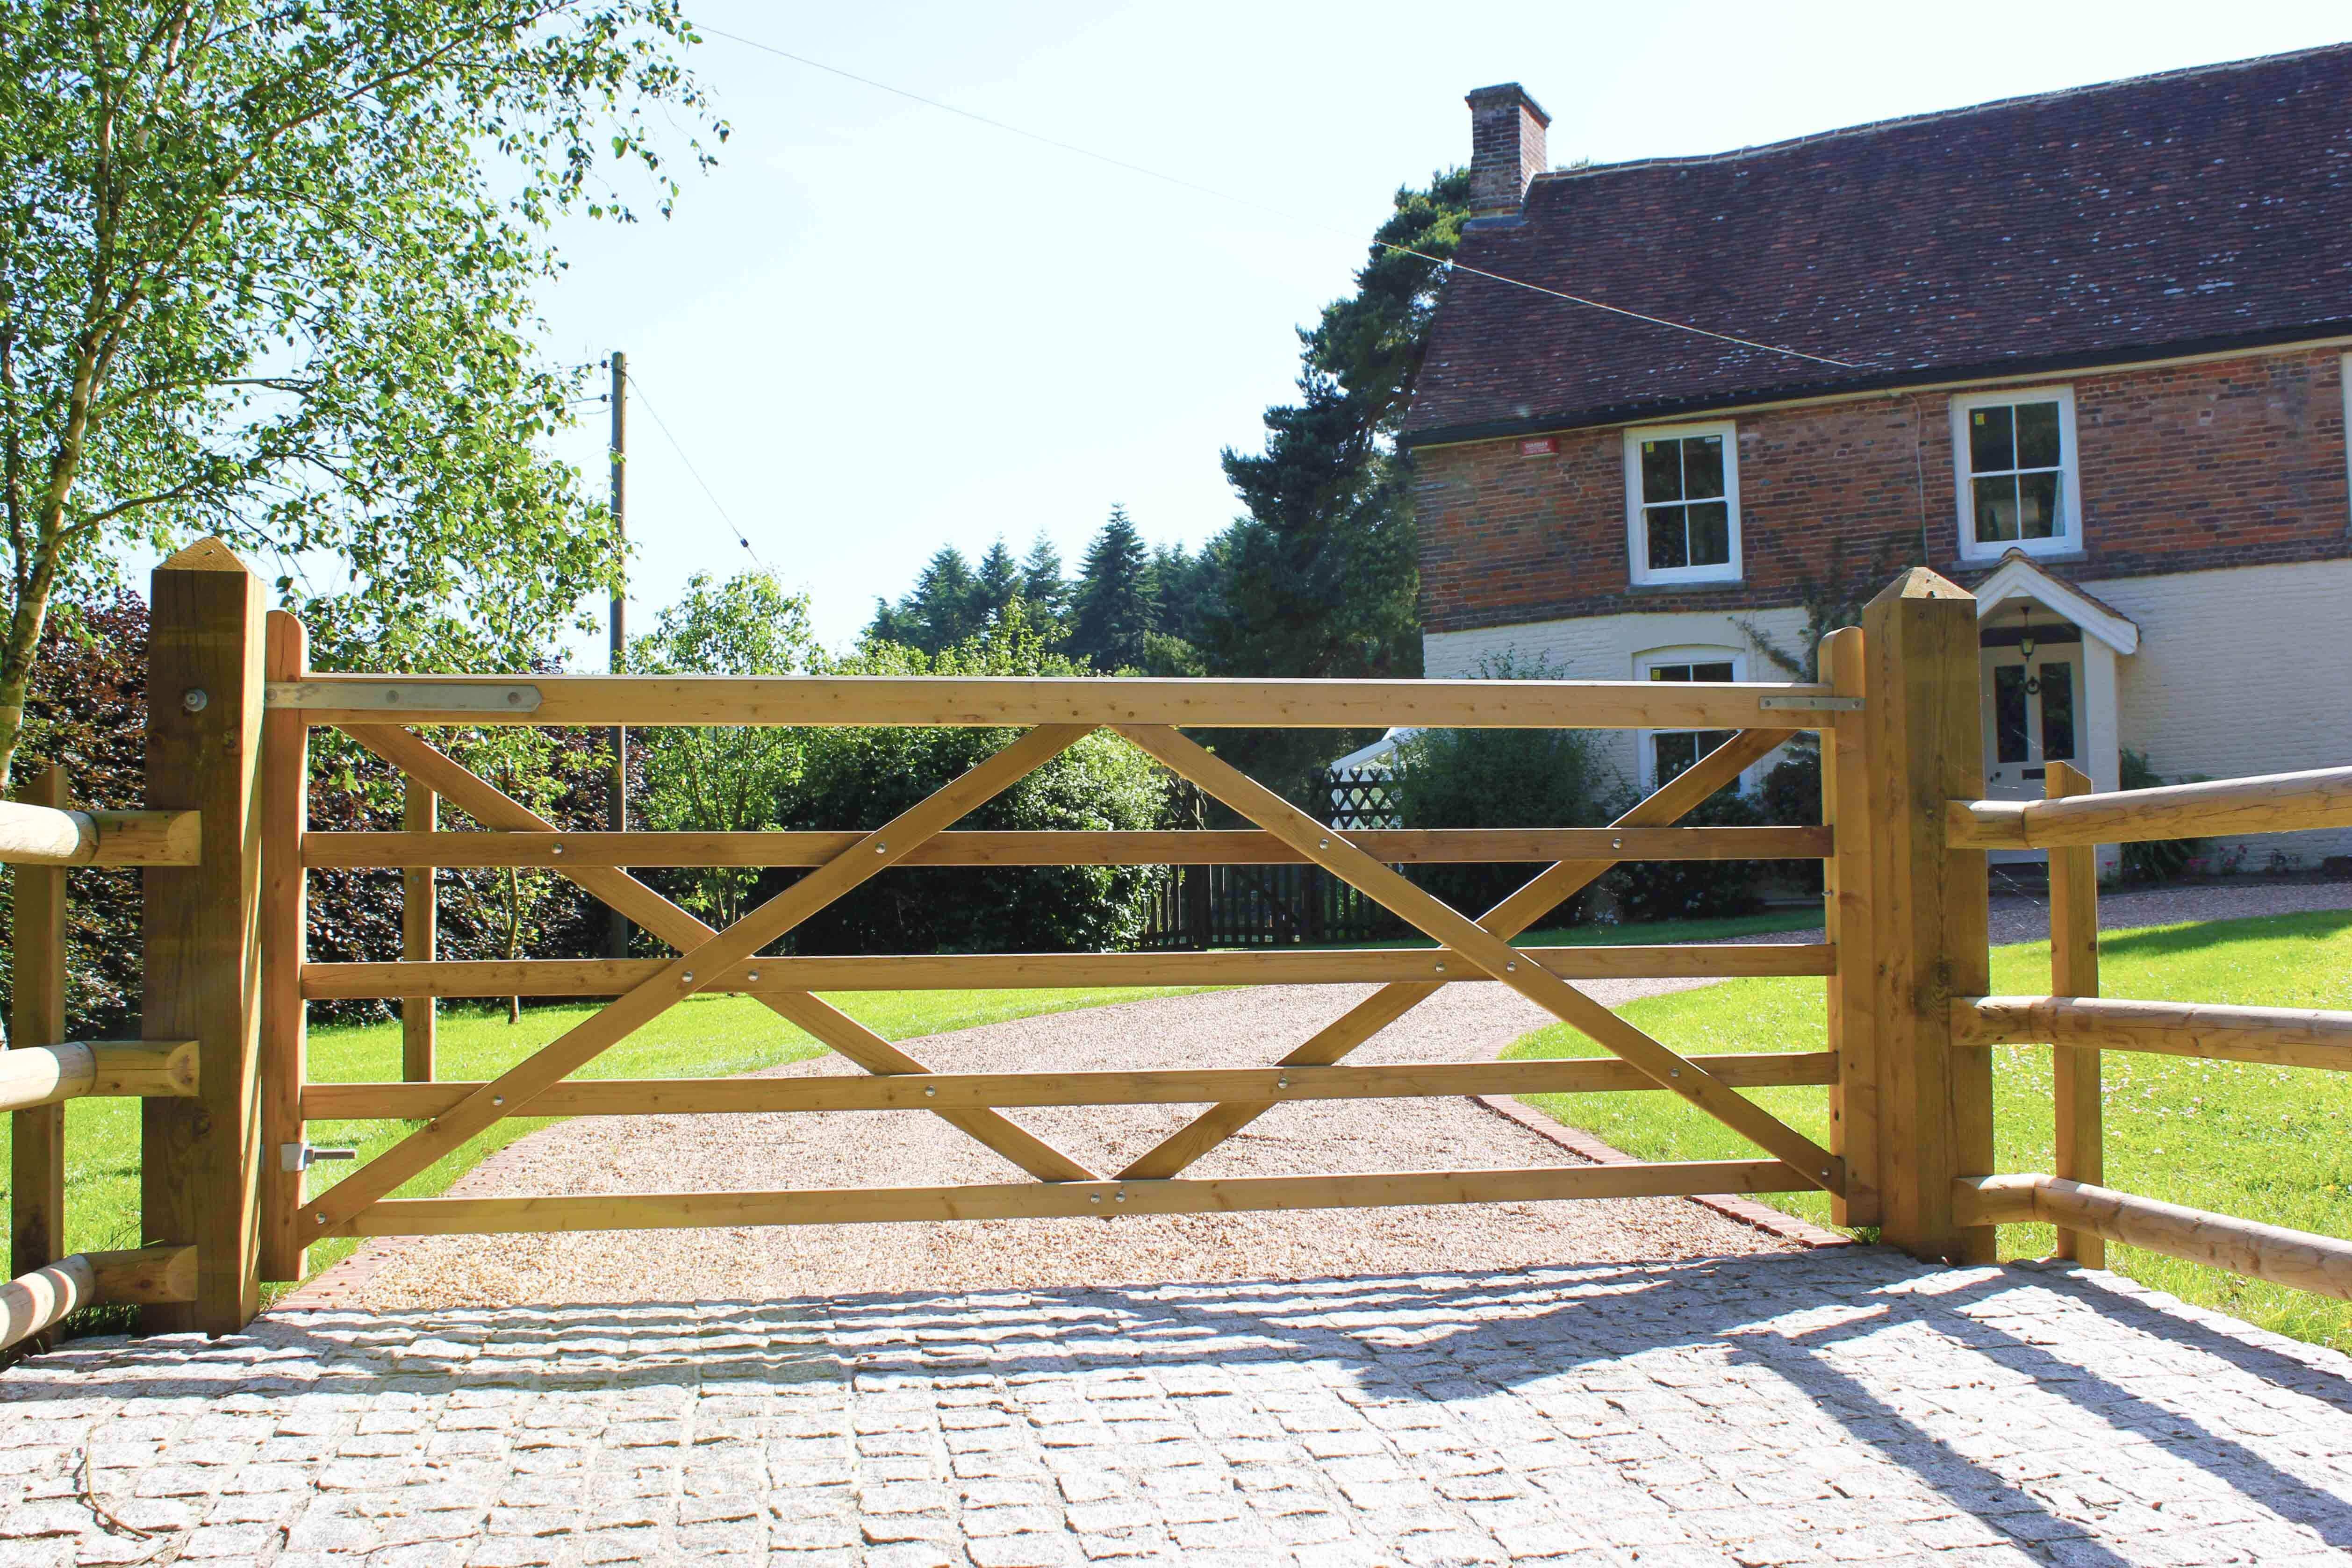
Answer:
10 1249 2352 1562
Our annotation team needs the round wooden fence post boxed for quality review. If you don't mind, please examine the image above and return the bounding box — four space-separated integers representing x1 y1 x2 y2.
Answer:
142 539 267 1335
1862 567 1995 1265
2046 759 2104 1267
9 764 71 1353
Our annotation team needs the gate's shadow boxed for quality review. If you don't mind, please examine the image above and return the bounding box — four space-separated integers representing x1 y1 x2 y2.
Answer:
8 1249 2351 1560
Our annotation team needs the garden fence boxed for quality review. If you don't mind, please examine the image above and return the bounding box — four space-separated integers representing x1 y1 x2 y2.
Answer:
6 544 2351 1348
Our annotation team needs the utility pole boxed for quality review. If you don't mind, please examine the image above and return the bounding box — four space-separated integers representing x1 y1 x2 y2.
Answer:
606 351 631 960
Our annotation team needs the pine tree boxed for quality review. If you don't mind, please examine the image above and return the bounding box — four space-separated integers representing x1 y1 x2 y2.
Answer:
1195 168 1472 790
1068 506 1160 672
973 539 1023 628
1206 169 1467 685
1020 533 1070 627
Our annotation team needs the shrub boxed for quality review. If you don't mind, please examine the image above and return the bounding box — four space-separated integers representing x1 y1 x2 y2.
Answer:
2117 746 2203 883
1606 784 1772 924
1757 744 1825 895
1389 653 1632 923
780 614 1172 954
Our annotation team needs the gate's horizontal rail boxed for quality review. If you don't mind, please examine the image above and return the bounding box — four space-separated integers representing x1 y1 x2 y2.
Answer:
0 801 201 866
1953 995 2352 1071
267 674 1842 730
301 943 1838 999
1946 763 2352 849
303 825 1834 869
332 1159 1808 1236
1954 1174 2352 1302
301 1051 1837 1119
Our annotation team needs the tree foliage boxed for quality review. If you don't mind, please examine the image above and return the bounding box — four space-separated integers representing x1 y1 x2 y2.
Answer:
0 0 720 785
631 570 816 927
787 604 1171 954
1066 505 1156 671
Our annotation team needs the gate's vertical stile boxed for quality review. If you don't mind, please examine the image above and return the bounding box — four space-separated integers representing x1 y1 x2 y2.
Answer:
1863 569 1995 1265
260 611 310 1284
1821 628 1881 1228
143 542 268 1334
10 764 71 1351
2047 759 2104 1267
402 777 437 1081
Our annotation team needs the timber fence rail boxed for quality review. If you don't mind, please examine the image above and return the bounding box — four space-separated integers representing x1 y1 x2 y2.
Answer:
1931 687 2352 1297
3 763 213 1355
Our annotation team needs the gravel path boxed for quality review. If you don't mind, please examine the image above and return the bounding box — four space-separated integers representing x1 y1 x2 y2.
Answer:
339 980 1793 1312
320 878 2352 1315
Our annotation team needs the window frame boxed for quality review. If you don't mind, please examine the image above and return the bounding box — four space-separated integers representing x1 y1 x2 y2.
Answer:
1633 644 1751 792
1622 421 1743 586
1950 385 2083 562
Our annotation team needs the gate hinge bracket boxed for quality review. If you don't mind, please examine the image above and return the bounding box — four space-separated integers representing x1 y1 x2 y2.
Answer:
280 1143 357 1173
266 681 543 714
1757 695 1864 712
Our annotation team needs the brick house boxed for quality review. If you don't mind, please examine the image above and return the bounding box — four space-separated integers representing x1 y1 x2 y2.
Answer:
1398 47 2352 873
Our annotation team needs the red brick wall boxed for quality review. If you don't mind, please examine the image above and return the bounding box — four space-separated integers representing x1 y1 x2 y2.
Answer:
1414 346 2352 634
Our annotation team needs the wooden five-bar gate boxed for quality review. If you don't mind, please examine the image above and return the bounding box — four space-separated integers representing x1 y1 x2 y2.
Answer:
6 544 2351 1346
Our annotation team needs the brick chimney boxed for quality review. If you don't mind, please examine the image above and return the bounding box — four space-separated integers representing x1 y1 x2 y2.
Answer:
1465 83 1550 218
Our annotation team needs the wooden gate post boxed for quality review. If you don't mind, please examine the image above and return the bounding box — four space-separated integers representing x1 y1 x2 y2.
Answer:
1862 568 1994 1264
1819 629 1880 1228
143 539 267 1334
260 610 309 1283
10 764 70 1352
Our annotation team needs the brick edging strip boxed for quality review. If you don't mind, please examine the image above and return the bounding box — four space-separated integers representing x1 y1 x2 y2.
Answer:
1471 1093 1855 1249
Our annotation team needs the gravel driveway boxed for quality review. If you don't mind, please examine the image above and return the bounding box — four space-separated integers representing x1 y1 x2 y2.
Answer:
330 981 1795 1312
310 877 2352 1315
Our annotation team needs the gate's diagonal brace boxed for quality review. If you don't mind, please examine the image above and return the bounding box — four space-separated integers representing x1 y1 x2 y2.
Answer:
303 724 1097 1233
1111 724 1843 1195
1121 729 1789 1180
337 726 1097 1185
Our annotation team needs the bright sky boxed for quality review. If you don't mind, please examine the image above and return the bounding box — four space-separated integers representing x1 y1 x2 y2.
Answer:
297 3 2352 658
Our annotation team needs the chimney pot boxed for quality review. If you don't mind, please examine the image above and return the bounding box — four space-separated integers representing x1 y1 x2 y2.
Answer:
1464 83 1550 218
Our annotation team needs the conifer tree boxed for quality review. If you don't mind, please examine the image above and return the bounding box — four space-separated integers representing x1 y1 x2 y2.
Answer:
1068 506 1159 672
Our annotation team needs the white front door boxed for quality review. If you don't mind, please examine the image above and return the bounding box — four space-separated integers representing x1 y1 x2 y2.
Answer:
1981 648 2081 857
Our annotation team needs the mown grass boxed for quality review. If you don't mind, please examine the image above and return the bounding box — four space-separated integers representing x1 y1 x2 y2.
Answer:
1502 909 2352 1351
1331 906 1823 950
0 983 1210 1303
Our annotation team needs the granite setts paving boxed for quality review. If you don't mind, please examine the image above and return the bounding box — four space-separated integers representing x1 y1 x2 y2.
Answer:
5 1249 2352 1567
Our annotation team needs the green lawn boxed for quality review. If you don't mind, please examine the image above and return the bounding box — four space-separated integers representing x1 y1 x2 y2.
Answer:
1330 906 1824 950
1 983 1211 1305
1503 909 2352 1351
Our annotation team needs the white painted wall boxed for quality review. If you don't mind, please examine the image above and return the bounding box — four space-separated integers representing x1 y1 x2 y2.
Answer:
1423 605 1814 792
2090 556 2352 868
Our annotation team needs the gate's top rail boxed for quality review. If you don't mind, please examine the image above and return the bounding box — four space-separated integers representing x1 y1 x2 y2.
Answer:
266 674 1853 729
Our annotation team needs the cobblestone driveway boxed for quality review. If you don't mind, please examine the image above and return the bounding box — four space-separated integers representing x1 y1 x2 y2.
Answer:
7 1249 2351 1566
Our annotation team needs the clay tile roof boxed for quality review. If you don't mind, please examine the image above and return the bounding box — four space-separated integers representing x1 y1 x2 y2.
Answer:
1402 44 2352 447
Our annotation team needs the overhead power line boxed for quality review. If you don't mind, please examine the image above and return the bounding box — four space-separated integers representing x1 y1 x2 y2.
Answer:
701 25 1859 370
622 368 772 572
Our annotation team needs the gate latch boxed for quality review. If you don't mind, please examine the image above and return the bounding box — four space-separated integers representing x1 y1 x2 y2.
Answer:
280 1143 358 1173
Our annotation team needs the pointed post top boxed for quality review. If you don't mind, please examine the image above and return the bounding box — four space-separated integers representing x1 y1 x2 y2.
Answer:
1866 566 1972 611
158 537 254 574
